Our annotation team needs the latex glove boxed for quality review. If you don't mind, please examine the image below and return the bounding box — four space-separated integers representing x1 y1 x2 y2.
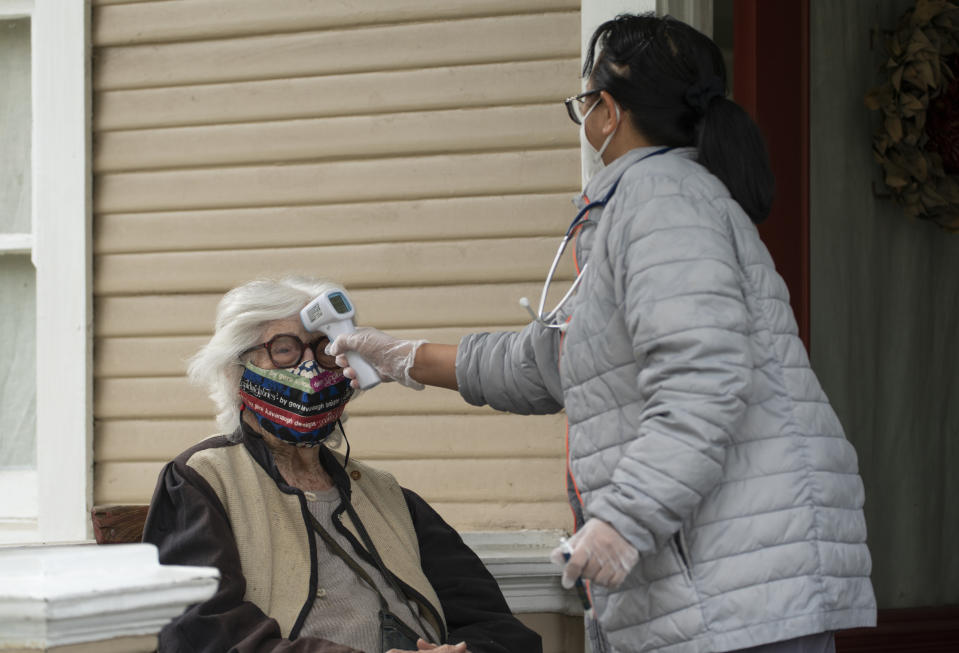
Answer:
325 326 426 390
387 639 469 653
550 518 639 589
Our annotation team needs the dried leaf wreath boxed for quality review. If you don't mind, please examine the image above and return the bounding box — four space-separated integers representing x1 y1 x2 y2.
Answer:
865 0 959 230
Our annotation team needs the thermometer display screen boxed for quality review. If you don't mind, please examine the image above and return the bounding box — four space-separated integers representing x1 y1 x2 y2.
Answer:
329 292 351 314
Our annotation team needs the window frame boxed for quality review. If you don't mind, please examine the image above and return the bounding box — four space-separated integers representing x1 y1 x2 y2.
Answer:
0 0 91 544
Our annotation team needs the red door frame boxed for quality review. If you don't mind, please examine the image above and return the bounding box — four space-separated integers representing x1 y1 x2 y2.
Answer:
734 0 811 348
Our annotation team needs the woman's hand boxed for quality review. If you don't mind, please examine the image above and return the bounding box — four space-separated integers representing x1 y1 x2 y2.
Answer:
327 328 459 391
325 327 426 389
386 638 470 653
550 518 639 589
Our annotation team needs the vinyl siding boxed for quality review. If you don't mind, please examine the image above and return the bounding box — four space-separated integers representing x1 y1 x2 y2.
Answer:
92 0 581 533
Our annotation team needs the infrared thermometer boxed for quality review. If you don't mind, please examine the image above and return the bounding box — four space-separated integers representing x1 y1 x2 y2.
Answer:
300 289 382 390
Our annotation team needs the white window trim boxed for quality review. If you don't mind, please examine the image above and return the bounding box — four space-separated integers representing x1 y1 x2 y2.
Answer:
0 0 37 544
0 0 92 544
0 470 38 542
0 0 30 19
0 233 33 253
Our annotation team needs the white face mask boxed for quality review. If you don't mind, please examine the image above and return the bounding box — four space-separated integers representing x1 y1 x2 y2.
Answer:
580 97 620 188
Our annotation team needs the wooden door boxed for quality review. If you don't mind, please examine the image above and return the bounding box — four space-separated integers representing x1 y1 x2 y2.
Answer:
733 0 810 347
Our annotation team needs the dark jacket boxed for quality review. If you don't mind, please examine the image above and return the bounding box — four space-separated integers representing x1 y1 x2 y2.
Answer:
143 426 541 653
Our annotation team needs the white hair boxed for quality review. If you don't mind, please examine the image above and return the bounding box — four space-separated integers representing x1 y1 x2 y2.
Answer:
188 275 346 438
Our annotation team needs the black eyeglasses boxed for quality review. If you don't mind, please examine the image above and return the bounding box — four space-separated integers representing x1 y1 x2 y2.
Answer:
241 333 338 369
564 89 604 125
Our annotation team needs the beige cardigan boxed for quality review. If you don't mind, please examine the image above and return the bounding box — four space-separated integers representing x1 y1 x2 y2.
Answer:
186 443 446 639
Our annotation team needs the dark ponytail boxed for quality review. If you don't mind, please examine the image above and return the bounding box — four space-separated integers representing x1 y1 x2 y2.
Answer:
698 97 774 224
584 13 774 223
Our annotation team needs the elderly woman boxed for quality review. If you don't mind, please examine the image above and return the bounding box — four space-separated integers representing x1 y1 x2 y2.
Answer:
142 276 541 653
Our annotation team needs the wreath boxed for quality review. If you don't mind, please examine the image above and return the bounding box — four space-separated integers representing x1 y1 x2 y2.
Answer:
865 0 959 230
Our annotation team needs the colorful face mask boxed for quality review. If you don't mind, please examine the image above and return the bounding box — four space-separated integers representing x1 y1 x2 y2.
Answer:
239 359 354 447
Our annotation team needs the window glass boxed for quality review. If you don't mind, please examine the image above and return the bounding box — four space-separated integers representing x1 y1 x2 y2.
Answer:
0 255 36 467
1 18 31 234
0 17 35 470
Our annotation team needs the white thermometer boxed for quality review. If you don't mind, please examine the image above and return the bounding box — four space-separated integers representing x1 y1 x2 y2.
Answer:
299 289 382 390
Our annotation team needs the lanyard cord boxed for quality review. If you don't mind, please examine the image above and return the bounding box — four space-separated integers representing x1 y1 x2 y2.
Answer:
566 146 674 236
559 146 674 521
338 419 350 468
522 146 674 328
306 510 390 611
339 496 436 640
307 505 435 642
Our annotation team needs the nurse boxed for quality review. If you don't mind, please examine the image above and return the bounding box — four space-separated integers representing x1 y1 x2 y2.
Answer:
329 13 875 653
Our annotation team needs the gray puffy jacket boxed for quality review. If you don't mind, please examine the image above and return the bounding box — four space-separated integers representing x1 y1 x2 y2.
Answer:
456 147 876 652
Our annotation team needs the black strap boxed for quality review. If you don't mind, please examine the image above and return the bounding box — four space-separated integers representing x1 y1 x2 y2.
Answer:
570 146 674 234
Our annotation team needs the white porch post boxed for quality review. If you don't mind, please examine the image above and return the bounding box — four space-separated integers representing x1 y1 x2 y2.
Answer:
33 0 94 543
581 0 658 68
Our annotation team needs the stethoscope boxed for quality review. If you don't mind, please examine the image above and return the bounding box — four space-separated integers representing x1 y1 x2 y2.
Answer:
520 147 673 331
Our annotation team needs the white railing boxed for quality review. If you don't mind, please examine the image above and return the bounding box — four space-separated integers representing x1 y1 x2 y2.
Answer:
0 532 577 651
0 543 218 651
464 530 582 615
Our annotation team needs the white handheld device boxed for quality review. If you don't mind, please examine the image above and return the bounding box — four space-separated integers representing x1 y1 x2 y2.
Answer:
299 288 381 390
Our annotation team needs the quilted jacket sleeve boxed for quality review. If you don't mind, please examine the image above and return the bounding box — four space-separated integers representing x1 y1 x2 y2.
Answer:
456 322 564 415
587 186 753 554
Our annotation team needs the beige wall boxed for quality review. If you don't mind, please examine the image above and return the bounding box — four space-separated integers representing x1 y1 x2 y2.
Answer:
519 613 585 653
91 0 581 537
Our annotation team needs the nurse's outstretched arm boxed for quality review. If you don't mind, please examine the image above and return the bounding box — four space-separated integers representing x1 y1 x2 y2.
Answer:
327 326 458 391
409 342 458 390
